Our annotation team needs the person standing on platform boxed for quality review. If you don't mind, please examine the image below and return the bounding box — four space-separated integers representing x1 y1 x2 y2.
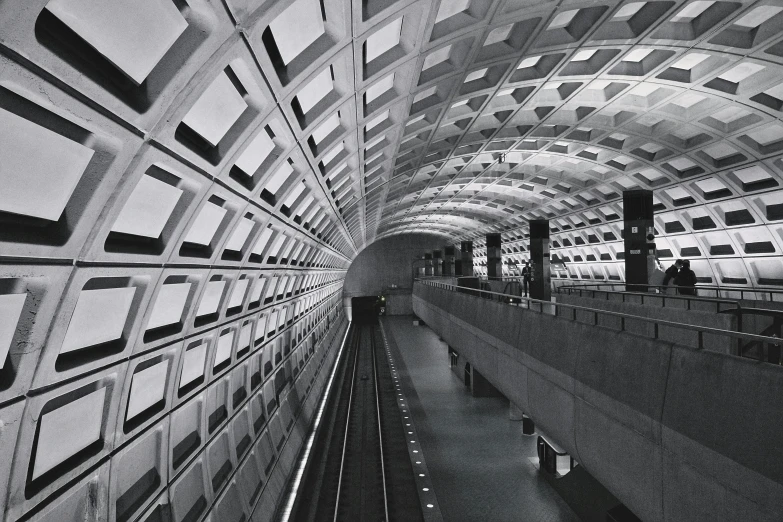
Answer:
674 259 697 295
522 260 531 297
648 254 666 290
662 259 682 294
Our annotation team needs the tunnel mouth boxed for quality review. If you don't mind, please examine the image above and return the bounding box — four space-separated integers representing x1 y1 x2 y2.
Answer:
351 296 383 323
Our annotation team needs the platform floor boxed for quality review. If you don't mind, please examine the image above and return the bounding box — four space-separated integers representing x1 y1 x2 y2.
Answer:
380 316 582 522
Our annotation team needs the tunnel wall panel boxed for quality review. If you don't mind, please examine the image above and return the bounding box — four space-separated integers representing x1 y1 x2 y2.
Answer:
0 279 346 522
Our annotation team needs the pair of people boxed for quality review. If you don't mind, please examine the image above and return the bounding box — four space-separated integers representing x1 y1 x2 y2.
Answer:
662 259 697 295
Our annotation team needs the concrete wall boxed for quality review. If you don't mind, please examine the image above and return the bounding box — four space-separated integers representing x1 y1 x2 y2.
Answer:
555 290 782 351
413 282 783 522
384 293 413 316
343 234 447 318
556 294 738 354
343 234 447 298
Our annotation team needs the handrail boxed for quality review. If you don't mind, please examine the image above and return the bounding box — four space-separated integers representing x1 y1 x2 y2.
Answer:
502 280 524 299
556 282 783 302
720 307 783 362
557 285 738 312
720 307 783 319
416 279 783 357
537 436 575 476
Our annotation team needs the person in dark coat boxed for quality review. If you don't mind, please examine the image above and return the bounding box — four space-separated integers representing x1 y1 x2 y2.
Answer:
663 259 681 285
521 260 531 297
661 259 682 293
674 259 697 295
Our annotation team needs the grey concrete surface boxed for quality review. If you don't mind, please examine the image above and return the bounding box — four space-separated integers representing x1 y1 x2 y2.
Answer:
556 293 737 354
343 234 446 298
413 282 783 522
381 316 581 522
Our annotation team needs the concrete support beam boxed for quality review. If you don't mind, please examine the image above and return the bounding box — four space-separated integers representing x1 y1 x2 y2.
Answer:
424 252 433 276
529 219 551 302
471 366 504 398
443 246 455 276
432 250 442 276
523 415 535 435
623 189 655 292
459 241 473 277
486 233 502 279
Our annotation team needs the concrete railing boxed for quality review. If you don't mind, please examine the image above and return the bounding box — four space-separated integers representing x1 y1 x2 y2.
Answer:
555 294 737 354
412 281 783 522
555 285 783 357
556 285 739 314
557 282 783 303
418 279 779 353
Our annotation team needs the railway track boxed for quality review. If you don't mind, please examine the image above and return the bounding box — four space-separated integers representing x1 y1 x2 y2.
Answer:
289 320 423 522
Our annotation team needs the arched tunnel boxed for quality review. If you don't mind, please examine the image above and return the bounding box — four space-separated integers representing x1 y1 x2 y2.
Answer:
0 0 782 521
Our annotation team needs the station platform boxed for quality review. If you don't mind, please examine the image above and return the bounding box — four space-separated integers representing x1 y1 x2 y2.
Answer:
380 316 590 522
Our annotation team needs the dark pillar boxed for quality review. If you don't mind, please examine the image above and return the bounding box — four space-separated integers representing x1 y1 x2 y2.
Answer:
522 415 535 435
432 250 443 276
424 252 433 276
529 219 551 301
443 246 455 276
486 233 502 279
470 367 504 398
623 190 655 292
459 241 473 277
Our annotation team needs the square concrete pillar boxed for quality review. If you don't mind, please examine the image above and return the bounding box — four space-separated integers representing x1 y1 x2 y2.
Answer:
623 190 654 292
432 250 442 276
443 246 455 276
486 233 502 279
458 241 473 277
529 219 551 301
471 366 504 398
424 252 433 276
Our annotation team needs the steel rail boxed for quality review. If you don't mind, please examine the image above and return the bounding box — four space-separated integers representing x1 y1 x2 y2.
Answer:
333 327 361 522
371 325 390 522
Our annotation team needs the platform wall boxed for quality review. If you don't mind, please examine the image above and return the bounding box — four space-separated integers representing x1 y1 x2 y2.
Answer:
413 282 783 522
